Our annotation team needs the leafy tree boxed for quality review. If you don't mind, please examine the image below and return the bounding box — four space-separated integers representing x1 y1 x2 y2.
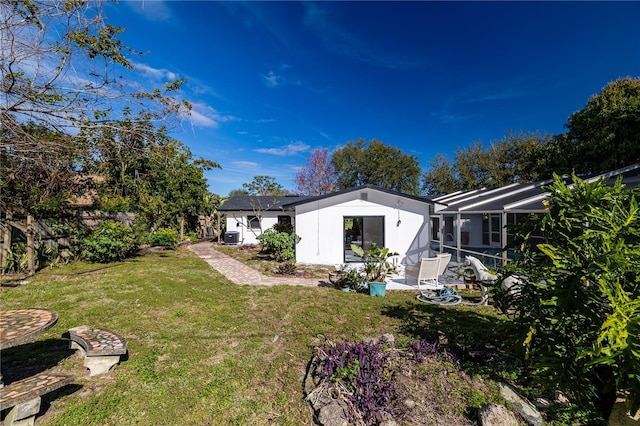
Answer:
0 122 91 216
497 175 640 420
294 148 339 195
422 154 462 197
555 77 640 174
1 0 187 215
228 189 250 197
331 138 421 194
242 176 288 196
83 121 220 236
141 135 220 238
422 132 552 195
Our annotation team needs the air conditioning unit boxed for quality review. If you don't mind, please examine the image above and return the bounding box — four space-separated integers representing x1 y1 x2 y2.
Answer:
224 231 239 244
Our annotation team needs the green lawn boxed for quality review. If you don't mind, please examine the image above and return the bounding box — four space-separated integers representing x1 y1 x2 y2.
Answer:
1 249 512 425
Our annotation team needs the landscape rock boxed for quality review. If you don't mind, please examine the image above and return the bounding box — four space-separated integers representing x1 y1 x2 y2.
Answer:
318 400 349 426
499 383 543 426
403 399 416 409
380 333 395 343
608 398 640 425
479 403 520 426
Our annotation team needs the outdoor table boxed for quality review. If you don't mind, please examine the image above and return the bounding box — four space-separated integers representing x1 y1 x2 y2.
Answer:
0 308 59 350
0 308 59 388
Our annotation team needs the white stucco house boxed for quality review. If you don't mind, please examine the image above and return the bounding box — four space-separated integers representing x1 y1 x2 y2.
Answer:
218 185 436 267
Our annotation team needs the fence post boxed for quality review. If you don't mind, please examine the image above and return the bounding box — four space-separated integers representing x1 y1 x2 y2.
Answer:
1 212 12 274
27 214 35 275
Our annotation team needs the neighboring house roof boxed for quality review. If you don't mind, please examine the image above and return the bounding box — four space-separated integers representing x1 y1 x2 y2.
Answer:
218 195 312 212
219 185 436 212
436 163 640 214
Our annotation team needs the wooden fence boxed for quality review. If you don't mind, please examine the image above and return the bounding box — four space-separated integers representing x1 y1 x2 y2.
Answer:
0 211 135 276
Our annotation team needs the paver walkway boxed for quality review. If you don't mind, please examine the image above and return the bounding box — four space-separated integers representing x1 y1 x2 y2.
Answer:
188 242 326 287
187 241 459 291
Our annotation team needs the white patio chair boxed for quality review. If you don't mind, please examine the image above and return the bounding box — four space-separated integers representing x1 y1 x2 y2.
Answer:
436 253 451 278
415 255 462 305
416 257 443 292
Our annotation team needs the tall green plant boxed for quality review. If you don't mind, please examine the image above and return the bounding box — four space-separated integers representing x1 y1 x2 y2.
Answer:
79 222 137 263
256 229 300 262
499 174 640 419
351 243 398 282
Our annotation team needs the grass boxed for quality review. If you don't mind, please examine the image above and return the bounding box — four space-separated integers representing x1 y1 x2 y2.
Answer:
1 248 519 425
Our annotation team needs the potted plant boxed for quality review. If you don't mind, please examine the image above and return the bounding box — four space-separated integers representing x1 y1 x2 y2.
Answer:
329 265 366 292
350 243 398 297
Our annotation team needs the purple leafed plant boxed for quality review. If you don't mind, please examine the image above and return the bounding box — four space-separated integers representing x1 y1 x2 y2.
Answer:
405 338 456 364
315 339 400 424
314 337 454 425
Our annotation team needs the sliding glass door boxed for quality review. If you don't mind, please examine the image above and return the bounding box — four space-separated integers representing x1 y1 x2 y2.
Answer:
344 216 384 262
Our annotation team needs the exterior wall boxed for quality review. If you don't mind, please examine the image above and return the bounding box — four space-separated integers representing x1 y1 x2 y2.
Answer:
224 212 294 245
294 189 430 266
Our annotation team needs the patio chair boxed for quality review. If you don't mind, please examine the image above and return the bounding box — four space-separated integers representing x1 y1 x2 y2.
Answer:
414 255 462 305
436 253 451 278
415 257 442 291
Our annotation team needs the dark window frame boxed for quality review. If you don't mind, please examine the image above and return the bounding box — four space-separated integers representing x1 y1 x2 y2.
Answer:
247 215 261 230
343 216 385 263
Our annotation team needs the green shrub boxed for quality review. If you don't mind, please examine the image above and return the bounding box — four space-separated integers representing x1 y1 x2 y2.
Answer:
185 231 198 242
2 243 28 273
147 228 179 248
79 222 137 263
256 229 300 262
499 174 640 419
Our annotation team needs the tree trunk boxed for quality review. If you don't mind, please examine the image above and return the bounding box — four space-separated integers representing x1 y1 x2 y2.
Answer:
179 215 184 241
216 211 222 244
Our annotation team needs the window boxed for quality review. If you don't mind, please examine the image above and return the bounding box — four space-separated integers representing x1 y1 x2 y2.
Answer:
344 216 384 262
247 215 260 230
277 215 291 226
275 215 293 233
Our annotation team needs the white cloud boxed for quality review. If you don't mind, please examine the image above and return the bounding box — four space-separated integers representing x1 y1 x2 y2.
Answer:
232 161 260 169
261 70 302 88
261 71 281 88
254 141 310 156
123 1 173 22
182 103 236 128
132 62 178 81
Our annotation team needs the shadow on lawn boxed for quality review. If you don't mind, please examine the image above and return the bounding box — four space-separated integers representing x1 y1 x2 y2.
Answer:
1 338 76 382
382 301 525 382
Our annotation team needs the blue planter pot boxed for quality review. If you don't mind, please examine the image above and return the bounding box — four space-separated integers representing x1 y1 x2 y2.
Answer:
368 282 386 297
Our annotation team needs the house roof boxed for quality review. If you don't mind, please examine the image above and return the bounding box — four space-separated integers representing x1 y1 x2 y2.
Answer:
436 163 640 214
218 195 312 212
284 184 435 207
219 185 435 212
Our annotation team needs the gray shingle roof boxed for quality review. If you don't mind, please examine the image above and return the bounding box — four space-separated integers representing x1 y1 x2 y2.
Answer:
219 185 436 212
218 195 311 212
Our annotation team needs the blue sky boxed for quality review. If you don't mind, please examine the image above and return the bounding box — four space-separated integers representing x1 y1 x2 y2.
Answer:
107 1 640 197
